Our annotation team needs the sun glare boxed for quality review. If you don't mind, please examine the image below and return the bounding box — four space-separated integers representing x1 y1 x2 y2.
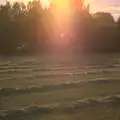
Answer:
49 0 75 46
40 0 51 9
9 0 84 45
9 0 51 7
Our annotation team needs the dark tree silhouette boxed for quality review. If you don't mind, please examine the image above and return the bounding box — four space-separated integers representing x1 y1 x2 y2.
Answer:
0 1 119 55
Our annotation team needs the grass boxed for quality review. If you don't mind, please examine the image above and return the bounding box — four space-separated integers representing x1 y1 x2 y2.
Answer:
1 55 120 120
1 80 120 110
36 106 120 120
0 70 120 88
4 98 120 120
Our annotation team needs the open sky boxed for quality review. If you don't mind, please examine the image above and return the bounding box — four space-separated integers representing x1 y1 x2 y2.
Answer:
86 0 120 19
0 0 120 19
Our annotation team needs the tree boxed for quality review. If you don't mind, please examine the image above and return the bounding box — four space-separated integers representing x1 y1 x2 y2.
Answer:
93 12 115 27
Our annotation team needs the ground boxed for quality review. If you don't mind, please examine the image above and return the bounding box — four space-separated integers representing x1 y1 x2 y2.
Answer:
0 53 120 120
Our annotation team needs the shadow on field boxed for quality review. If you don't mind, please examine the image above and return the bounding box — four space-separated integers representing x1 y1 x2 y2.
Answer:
0 78 119 97
1 95 120 120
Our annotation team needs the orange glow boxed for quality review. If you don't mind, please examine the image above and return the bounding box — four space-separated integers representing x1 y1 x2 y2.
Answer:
50 0 73 45
9 0 51 8
40 0 51 9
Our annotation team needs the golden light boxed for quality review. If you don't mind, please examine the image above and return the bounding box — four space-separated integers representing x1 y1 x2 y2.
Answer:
50 0 74 46
10 0 87 47
9 0 51 7
9 0 31 4
40 0 51 9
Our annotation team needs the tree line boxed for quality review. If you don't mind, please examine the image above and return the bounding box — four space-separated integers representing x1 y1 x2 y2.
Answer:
0 1 120 55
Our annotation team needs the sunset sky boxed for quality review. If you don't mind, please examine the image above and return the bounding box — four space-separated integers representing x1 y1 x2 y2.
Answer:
0 0 120 19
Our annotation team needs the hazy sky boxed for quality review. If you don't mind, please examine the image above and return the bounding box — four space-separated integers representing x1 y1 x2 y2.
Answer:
0 0 120 19
86 0 120 19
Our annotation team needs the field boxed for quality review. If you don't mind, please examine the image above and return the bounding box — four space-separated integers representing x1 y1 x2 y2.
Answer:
1 53 120 120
